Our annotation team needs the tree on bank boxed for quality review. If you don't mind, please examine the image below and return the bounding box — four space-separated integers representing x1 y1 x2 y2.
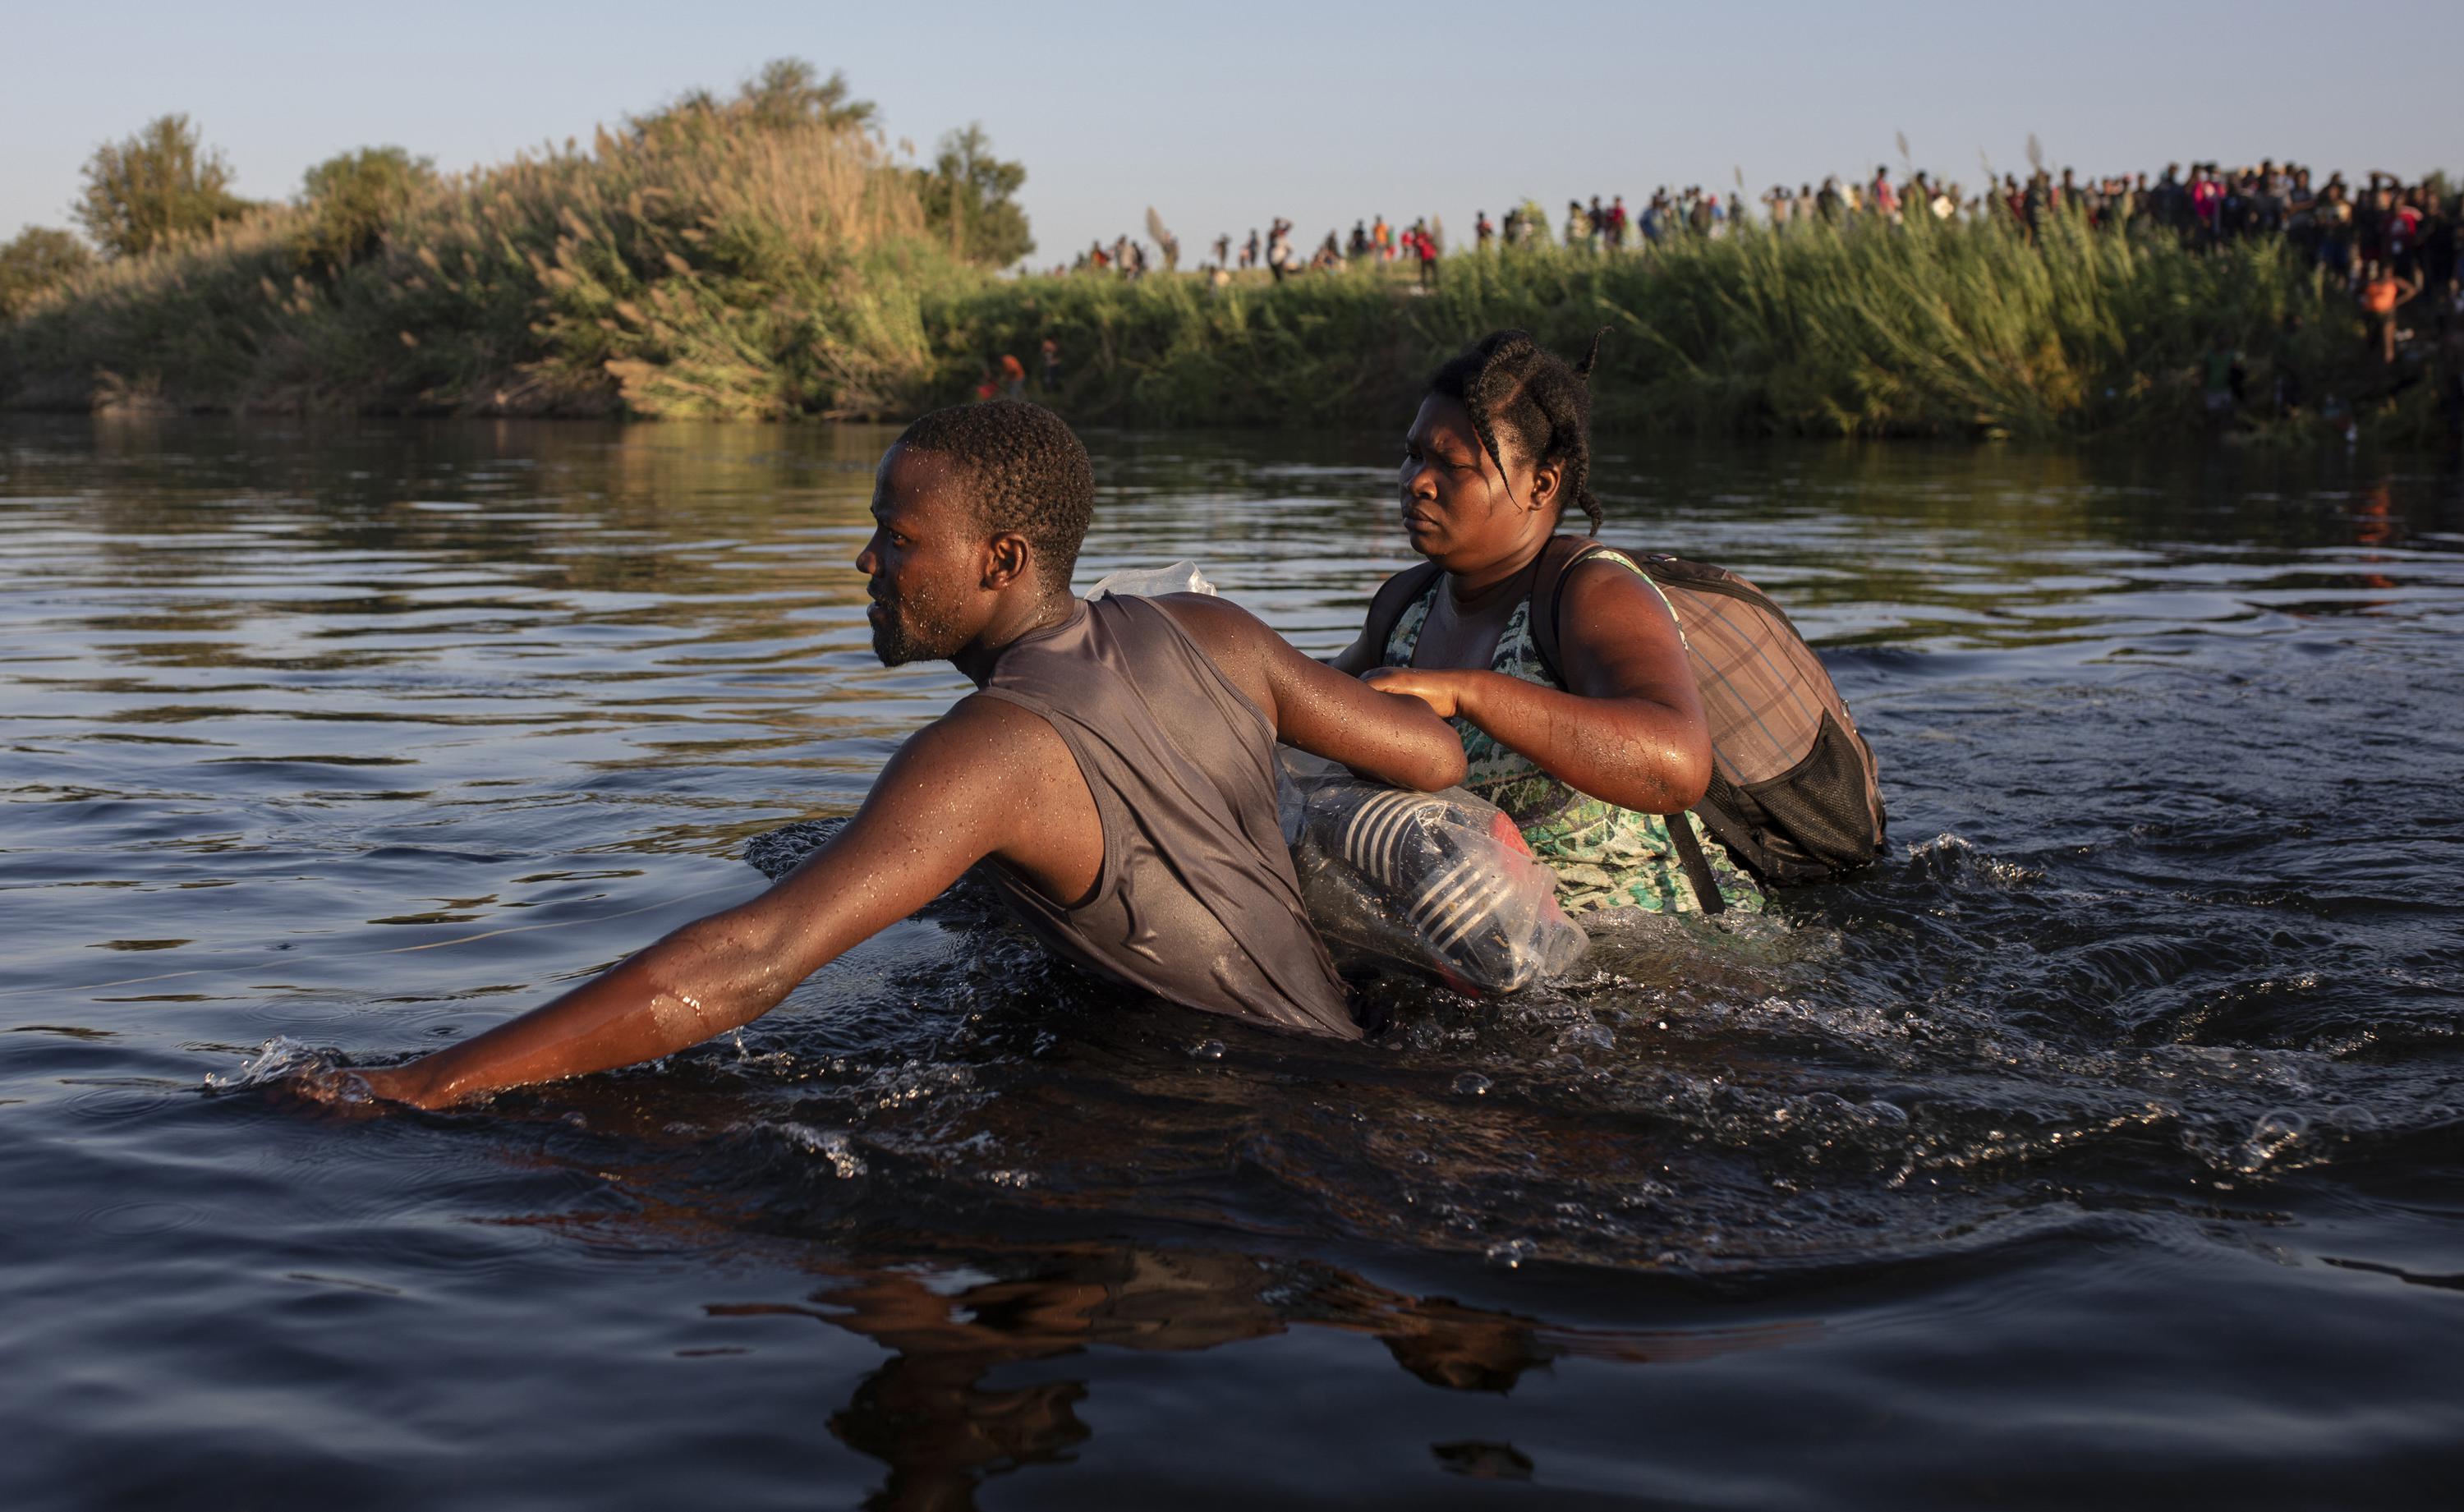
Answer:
741 57 874 131
74 114 252 258
915 124 1032 267
0 227 93 319
293 146 435 274
632 57 876 145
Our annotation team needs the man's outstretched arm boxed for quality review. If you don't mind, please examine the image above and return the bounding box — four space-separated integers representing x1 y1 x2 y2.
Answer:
344 701 1049 1110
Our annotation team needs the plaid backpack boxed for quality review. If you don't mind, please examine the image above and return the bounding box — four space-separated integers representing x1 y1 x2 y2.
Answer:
1363 535 1886 907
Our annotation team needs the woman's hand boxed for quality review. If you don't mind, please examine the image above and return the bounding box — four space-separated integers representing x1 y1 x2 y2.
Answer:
1361 665 1479 721
1394 560 1710 816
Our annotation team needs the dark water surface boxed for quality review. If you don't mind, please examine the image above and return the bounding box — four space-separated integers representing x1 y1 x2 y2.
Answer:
5 416 2462 1509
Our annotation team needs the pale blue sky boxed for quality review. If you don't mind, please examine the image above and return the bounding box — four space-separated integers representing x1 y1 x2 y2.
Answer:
7 0 2459 264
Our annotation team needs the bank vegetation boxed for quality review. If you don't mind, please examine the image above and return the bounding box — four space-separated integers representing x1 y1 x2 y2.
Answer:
1 70 2444 443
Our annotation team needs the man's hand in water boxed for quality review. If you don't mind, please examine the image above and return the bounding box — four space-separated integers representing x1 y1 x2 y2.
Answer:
272 1056 430 1117
318 1064 435 1110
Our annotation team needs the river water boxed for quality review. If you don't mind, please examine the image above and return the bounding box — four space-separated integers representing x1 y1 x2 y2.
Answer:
4 415 2461 1508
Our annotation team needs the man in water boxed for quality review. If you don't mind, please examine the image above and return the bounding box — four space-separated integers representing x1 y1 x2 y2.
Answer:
321 402 1465 1110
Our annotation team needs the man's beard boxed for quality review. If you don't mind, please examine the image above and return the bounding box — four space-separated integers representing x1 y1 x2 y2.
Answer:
870 618 921 666
868 594 946 667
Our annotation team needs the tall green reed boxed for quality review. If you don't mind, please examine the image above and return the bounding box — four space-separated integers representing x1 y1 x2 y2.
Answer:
940 214 2383 439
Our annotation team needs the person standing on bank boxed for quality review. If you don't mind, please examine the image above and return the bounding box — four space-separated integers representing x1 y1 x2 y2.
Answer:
313 403 1467 1110
1328 330 1762 917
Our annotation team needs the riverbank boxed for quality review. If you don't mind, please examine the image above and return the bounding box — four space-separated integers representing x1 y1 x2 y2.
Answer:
2 113 2444 442
943 224 2439 440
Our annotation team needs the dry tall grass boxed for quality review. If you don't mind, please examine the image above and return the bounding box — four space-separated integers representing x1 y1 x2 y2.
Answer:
3 105 951 418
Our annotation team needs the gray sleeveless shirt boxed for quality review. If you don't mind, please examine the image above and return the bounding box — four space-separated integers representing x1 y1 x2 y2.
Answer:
972 595 1357 1040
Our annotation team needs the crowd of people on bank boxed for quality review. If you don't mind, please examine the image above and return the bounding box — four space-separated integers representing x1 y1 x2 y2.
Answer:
1070 214 1449 286
1517 191 1760 246
1057 163 2457 303
1754 163 2457 289
1047 162 2461 416
1506 163 2459 291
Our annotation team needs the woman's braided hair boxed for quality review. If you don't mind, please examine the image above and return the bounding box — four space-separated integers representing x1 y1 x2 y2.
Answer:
1427 328 1608 535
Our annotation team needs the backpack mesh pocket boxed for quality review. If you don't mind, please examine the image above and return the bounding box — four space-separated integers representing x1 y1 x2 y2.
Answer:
1698 710 1887 885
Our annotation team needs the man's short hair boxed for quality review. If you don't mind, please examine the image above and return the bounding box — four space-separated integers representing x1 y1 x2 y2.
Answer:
895 402 1095 587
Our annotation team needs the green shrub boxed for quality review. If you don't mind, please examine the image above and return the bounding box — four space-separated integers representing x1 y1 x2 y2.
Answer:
73 114 252 259
0 228 94 320
913 124 1032 268
294 147 435 275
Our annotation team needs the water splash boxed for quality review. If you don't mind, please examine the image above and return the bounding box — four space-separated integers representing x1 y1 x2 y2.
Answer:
775 1123 867 1179
204 1036 365 1101
1484 1238 1538 1269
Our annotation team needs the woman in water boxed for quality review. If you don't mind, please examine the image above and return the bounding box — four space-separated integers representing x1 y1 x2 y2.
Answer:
1329 329 1760 916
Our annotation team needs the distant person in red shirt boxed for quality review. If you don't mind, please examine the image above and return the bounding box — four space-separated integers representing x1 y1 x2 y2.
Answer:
2358 261 2421 363
1409 222 1440 287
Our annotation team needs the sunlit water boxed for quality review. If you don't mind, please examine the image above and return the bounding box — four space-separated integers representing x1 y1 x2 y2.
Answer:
4 416 2462 1508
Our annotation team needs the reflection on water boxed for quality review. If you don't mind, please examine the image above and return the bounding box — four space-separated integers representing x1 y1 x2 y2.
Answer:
4 415 2463 1508
773 1243 1801 1505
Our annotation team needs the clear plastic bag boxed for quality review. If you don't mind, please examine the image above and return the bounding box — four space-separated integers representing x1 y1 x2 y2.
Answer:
1083 560 1216 600
1276 749 1588 995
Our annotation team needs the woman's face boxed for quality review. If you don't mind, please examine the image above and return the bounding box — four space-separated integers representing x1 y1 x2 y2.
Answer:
1398 393 1559 570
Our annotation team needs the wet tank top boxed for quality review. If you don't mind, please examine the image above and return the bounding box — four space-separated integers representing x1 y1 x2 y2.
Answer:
972 595 1358 1040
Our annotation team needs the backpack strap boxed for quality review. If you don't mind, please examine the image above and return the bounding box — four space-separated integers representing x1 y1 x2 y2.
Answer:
1526 534 1609 687
1664 814 1729 915
1358 559 1445 667
1529 534 1731 915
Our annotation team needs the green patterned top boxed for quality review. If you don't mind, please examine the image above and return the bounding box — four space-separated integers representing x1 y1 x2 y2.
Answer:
1383 549 1763 917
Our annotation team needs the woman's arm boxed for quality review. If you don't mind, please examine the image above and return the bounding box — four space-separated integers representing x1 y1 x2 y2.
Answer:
1363 561 1710 814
